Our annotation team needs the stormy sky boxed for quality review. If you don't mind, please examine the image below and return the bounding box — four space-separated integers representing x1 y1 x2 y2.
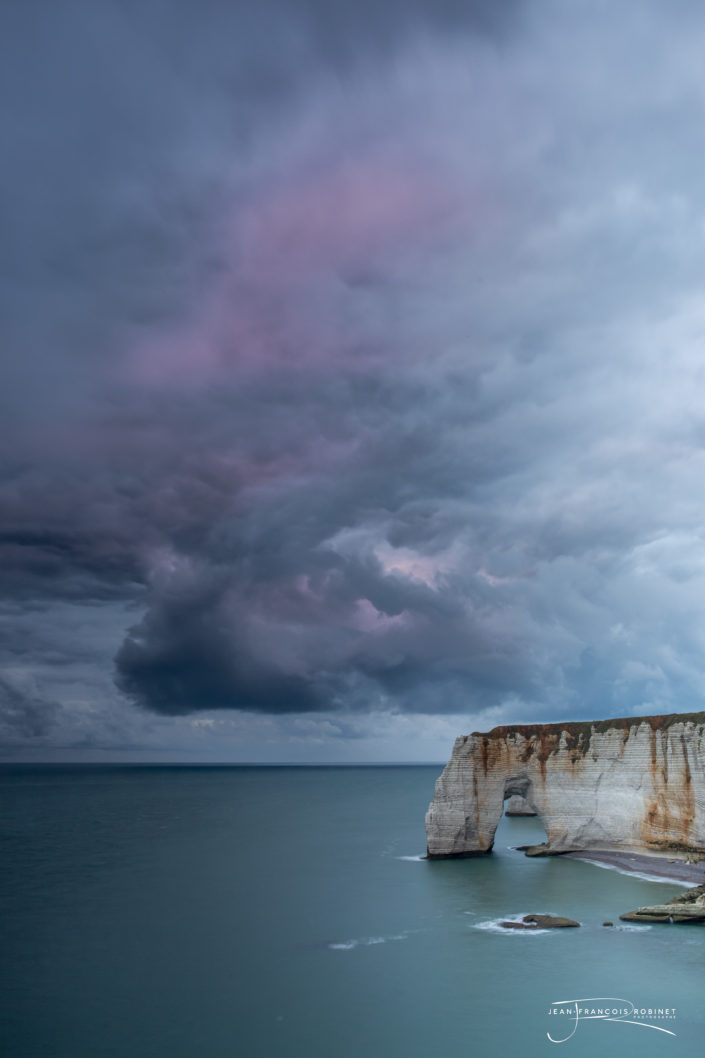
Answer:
4 0 705 761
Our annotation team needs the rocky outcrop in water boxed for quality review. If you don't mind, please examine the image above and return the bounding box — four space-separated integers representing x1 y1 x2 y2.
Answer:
499 914 580 930
426 712 705 858
620 882 705 924
619 905 705 923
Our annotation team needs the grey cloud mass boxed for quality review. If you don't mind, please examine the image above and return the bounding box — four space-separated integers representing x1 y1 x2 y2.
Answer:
4 0 705 759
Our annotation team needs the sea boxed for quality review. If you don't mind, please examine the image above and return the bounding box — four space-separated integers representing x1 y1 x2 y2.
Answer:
1 764 703 1058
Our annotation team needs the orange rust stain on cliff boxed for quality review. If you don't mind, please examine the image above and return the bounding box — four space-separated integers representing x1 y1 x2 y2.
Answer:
642 795 672 846
641 733 696 849
681 734 695 836
682 735 692 785
645 799 660 828
478 734 506 776
648 726 669 785
649 727 657 776
519 740 535 764
532 729 561 782
644 730 668 846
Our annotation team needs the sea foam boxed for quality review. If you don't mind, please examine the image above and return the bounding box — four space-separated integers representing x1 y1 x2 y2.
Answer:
472 913 553 936
328 932 409 951
578 858 701 887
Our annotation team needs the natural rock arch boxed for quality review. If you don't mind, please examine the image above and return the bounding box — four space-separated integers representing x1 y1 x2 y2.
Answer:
425 713 705 858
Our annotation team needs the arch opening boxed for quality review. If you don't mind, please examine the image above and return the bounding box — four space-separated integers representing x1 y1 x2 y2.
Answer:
490 774 549 852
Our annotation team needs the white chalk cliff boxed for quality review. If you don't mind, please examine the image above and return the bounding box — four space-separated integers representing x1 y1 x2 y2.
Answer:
426 713 705 858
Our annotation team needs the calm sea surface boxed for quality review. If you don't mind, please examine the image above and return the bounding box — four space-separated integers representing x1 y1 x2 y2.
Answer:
1 764 703 1057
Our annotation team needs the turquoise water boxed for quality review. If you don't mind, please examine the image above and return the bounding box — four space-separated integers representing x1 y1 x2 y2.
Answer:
1 764 703 1057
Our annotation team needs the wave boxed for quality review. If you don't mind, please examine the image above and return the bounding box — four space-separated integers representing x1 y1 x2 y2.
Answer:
577 858 701 887
472 913 553 935
610 923 652 932
395 854 425 861
328 932 409 951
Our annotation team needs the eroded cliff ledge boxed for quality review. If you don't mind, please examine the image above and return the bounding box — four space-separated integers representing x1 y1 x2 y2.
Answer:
425 712 705 858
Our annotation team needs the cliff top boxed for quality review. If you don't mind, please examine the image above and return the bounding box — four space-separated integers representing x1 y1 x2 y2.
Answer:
471 710 705 740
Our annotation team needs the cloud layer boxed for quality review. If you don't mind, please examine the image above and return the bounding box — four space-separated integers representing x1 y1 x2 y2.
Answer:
5 0 705 756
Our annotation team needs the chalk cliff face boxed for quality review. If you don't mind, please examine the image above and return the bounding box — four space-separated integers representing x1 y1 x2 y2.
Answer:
426 713 705 858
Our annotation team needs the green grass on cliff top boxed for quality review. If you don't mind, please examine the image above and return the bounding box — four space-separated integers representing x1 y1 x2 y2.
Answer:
472 710 705 738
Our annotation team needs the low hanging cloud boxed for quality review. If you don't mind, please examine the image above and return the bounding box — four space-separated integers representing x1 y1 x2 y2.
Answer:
5 0 705 747
0 673 60 741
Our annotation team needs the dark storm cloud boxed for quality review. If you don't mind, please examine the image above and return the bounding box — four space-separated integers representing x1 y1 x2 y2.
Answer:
6 0 705 751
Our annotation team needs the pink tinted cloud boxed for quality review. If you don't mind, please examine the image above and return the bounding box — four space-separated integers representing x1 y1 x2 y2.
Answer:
374 541 460 588
126 153 459 387
241 157 452 279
